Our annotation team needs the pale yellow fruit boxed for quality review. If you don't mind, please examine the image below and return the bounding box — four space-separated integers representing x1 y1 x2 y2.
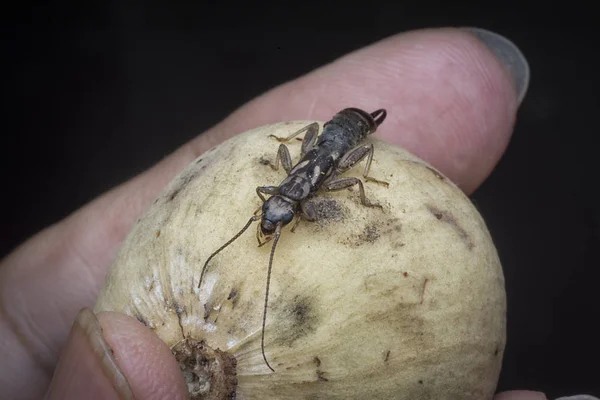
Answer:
94 120 506 399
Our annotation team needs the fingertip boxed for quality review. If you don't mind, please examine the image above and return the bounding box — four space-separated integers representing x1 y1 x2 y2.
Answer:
45 308 134 400
463 27 530 105
45 309 188 400
97 311 189 400
365 28 521 193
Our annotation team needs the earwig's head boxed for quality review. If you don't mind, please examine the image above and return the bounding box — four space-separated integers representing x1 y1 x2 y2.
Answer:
259 195 295 243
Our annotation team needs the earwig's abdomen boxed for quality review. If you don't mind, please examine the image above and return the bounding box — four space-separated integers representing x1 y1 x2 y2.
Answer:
318 108 380 149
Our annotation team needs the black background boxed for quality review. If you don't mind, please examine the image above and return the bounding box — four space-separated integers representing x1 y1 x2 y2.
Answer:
3 3 598 398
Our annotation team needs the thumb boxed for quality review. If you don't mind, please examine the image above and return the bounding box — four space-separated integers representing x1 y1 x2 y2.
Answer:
45 309 188 400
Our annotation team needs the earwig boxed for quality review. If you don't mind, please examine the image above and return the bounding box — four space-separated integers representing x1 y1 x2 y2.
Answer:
198 108 389 371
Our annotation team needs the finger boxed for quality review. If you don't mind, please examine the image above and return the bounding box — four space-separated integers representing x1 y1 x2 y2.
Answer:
194 27 528 193
45 309 188 400
0 27 528 398
495 391 548 400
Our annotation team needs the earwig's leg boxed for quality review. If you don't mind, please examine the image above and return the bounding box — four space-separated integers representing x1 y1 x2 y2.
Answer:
269 122 320 156
265 144 293 174
336 144 389 187
300 199 317 221
256 186 279 202
257 226 269 246
268 122 317 142
290 215 302 233
289 199 317 233
360 144 389 187
324 177 383 209
299 123 320 157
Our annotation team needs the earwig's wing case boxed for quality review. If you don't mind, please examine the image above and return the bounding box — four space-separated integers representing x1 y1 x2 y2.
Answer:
95 121 506 399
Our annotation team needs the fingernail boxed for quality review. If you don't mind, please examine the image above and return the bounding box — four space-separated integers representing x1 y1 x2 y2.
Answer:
463 27 530 105
45 308 134 400
556 396 600 400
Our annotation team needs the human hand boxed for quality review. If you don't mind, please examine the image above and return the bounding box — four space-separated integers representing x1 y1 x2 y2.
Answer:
0 26 567 400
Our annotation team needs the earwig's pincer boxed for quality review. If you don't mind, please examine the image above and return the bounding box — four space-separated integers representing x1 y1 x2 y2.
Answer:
371 109 387 126
200 107 389 372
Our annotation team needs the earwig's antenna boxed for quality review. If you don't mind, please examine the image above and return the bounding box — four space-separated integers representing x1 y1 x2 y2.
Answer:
370 109 387 127
198 214 261 289
261 222 282 372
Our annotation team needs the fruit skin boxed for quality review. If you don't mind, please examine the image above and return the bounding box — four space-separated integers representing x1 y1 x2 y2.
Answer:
94 121 506 399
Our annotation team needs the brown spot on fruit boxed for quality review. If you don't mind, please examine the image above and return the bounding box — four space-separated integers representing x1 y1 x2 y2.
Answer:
313 197 345 223
134 313 148 327
167 171 201 202
420 279 429 305
349 218 402 248
426 204 475 250
358 224 380 244
173 301 186 337
227 288 239 308
275 294 319 347
258 157 271 166
317 370 329 382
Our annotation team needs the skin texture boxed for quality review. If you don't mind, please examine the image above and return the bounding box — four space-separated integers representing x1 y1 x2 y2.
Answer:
0 27 543 399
